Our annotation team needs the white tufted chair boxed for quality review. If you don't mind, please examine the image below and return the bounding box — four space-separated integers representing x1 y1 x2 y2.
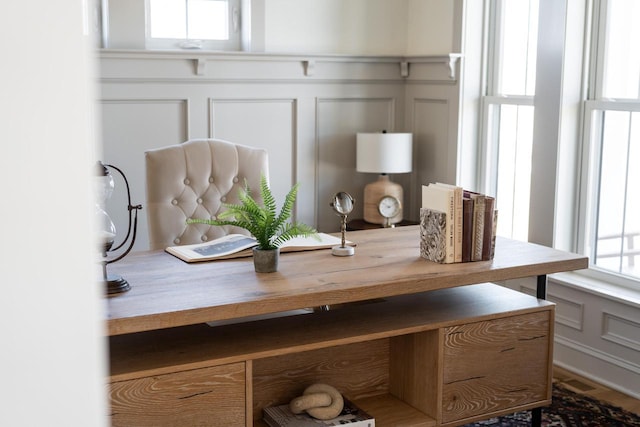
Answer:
144 139 269 250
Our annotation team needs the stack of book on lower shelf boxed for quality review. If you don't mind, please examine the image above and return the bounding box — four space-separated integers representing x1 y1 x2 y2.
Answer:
420 182 497 264
263 399 375 426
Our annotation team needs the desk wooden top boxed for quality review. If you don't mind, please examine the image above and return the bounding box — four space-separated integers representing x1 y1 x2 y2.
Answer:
106 226 588 336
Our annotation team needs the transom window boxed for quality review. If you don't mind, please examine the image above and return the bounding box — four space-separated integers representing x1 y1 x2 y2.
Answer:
146 0 240 50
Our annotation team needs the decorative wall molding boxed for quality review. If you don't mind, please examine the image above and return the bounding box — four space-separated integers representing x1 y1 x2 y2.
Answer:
518 285 584 331
501 276 640 397
98 50 462 83
555 335 640 399
314 96 397 232
100 98 190 141
602 311 640 352
207 97 299 216
555 335 640 374
100 97 191 252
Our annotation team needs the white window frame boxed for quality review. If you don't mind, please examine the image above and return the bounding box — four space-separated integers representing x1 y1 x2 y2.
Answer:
578 102 640 289
145 0 241 51
478 0 538 241
575 0 640 289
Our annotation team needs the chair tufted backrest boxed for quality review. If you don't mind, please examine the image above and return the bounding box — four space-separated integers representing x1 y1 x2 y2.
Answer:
144 139 269 250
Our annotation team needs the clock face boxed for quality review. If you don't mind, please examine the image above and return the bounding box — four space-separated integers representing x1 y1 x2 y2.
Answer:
378 195 401 218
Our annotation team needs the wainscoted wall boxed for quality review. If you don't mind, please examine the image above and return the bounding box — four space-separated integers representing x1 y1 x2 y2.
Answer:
99 50 461 250
501 276 640 398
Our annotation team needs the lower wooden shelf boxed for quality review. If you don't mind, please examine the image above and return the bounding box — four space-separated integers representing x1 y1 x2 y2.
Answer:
109 283 555 427
357 394 437 427
254 394 436 427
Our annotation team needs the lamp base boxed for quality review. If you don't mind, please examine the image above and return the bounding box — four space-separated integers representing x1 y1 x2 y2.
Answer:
363 175 403 225
106 274 131 295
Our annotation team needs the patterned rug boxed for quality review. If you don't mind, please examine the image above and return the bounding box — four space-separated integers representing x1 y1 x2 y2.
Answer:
463 383 640 426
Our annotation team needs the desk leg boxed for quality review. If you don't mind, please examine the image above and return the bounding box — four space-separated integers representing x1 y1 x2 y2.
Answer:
532 274 547 427
532 407 542 427
536 274 547 299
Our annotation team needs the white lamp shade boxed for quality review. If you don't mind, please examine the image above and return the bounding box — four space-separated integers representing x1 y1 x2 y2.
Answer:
356 132 413 174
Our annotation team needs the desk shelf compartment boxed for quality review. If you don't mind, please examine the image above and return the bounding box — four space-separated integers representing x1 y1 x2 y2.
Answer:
108 283 554 427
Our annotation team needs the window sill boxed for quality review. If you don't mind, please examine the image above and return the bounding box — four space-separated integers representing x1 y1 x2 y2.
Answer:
550 271 640 307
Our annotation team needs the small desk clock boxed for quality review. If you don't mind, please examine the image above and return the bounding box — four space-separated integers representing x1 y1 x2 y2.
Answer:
378 195 401 228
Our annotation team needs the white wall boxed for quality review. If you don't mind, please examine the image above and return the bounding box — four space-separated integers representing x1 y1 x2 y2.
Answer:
0 1 108 426
264 0 409 54
106 0 456 55
406 0 456 55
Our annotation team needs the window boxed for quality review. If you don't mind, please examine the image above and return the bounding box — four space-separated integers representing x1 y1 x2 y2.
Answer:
579 0 640 283
146 0 240 50
482 0 539 242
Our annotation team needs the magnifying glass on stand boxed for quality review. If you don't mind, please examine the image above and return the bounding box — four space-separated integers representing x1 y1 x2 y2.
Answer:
329 192 355 257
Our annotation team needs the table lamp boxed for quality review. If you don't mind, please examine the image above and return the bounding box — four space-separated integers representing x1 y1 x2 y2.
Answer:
357 131 412 226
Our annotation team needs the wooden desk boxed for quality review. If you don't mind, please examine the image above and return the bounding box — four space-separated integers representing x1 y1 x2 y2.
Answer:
107 226 588 427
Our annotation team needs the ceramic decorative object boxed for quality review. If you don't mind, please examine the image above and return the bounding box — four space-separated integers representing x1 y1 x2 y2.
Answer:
252 247 280 273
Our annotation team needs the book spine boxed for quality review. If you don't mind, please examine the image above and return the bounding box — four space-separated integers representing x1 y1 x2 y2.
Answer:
490 209 498 259
452 187 463 263
481 196 495 261
443 190 456 263
462 197 473 262
471 195 485 261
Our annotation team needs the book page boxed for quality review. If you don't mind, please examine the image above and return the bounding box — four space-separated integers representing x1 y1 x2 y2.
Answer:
192 235 257 257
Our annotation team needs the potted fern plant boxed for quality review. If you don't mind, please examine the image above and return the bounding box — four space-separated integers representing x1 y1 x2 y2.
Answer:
187 175 318 272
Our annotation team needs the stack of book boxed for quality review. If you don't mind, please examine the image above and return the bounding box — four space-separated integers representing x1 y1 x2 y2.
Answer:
420 183 497 264
263 398 375 426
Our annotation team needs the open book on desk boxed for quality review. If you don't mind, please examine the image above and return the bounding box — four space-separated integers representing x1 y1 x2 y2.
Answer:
166 233 354 263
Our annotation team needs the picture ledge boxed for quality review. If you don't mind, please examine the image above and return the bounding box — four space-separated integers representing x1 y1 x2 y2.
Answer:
99 49 462 79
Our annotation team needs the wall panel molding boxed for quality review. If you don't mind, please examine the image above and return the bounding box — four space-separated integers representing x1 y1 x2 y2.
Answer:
517 285 584 331
315 97 397 232
101 98 190 141
501 276 640 397
100 98 190 251
207 97 299 215
602 311 640 352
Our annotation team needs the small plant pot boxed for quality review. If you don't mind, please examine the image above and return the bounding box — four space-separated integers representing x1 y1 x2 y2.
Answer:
252 247 280 273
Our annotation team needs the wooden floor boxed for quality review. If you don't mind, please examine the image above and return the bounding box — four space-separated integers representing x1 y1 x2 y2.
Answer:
553 366 640 415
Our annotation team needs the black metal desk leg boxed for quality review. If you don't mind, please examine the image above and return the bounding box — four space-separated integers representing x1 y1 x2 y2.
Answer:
532 407 542 427
532 274 548 426
537 274 547 299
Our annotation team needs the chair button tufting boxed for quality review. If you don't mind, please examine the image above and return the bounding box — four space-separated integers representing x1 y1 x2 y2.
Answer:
209 177 214 183
184 178 190 185
174 238 180 244
171 199 178 205
233 176 239 183
201 235 208 242
221 196 227 202
197 198 203 204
